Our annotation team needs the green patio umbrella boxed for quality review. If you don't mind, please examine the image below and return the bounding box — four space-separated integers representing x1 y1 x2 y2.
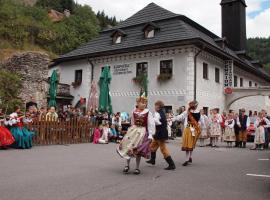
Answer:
98 66 113 114
48 70 58 107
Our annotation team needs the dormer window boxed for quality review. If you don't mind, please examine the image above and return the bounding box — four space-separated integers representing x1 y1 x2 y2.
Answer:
111 29 126 44
115 35 122 44
143 22 159 39
145 29 155 38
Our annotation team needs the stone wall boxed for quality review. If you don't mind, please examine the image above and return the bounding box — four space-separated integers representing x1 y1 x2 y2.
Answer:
0 51 50 108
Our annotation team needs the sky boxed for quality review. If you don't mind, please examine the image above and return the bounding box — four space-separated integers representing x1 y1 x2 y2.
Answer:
77 0 270 38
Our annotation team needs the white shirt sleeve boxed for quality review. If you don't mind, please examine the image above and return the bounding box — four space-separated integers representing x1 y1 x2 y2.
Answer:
263 117 270 128
147 111 156 139
216 114 223 123
246 117 250 128
153 112 162 125
172 111 187 122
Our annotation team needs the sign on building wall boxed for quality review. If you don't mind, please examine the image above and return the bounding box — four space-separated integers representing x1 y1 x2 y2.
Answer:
113 64 132 75
224 60 233 94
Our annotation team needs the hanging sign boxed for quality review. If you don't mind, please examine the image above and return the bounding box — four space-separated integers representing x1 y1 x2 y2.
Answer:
113 64 132 75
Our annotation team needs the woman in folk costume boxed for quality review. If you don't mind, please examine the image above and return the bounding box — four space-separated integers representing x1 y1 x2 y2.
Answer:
146 100 176 170
198 109 209 147
209 108 222 147
173 101 203 166
224 113 236 148
251 112 270 150
0 110 15 149
7 106 34 149
117 93 155 175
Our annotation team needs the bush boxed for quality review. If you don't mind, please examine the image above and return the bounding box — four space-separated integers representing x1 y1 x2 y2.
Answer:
0 69 23 113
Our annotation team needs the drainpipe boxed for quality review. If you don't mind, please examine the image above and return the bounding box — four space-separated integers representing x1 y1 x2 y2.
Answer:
87 58 94 83
194 46 204 100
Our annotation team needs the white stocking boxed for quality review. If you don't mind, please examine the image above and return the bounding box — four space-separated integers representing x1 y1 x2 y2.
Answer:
189 151 192 159
126 158 130 167
185 151 189 161
136 156 141 169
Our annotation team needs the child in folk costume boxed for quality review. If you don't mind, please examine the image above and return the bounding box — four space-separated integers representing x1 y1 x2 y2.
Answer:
224 113 236 148
98 122 110 144
209 108 222 147
173 101 203 166
0 110 15 149
198 109 209 147
117 94 155 175
93 126 102 144
251 112 270 150
146 101 176 170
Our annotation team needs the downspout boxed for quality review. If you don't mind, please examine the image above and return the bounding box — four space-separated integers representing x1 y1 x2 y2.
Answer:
194 46 204 100
87 58 94 83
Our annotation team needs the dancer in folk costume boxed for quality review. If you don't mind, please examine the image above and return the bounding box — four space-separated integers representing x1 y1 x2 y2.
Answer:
7 106 34 149
146 101 176 170
251 112 270 150
237 108 250 148
173 101 203 166
198 109 209 147
0 110 15 149
224 113 236 148
209 108 222 147
117 94 155 175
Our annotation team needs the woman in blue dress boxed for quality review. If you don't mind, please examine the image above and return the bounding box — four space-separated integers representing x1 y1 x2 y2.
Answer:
8 106 34 149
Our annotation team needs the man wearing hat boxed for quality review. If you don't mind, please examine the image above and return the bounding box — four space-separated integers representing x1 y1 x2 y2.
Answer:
237 108 250 148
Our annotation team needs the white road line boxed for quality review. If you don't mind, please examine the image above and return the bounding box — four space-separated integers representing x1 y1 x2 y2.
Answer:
246 174 270 178
258 158 269 161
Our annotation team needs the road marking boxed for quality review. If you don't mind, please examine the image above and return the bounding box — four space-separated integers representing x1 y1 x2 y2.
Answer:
258 158 269 161
246 174 270 178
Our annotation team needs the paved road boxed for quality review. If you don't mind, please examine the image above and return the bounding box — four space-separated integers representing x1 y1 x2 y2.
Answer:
0 140 269 200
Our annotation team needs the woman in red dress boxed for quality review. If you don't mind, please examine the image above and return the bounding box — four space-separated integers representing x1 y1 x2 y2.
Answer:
0 110 15 149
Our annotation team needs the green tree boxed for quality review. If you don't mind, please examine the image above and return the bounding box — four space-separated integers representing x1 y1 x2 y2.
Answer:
0 70 23 113
36 0 75 12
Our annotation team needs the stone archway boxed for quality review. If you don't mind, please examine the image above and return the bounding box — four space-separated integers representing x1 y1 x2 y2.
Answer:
225 87 270 110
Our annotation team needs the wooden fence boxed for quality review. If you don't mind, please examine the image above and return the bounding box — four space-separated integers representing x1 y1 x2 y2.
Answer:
26 118 96 145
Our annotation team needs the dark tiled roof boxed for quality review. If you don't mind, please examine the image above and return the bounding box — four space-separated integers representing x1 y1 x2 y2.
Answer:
220 0 247 6
54 2 270 81
103 3 180 31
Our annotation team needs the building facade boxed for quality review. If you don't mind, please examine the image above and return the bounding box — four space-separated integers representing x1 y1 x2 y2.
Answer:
50 1 270 114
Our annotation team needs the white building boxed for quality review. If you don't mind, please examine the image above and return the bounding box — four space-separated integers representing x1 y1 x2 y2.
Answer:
50 1 270 114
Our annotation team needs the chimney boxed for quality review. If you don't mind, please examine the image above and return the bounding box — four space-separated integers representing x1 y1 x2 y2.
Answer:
221 0 247 51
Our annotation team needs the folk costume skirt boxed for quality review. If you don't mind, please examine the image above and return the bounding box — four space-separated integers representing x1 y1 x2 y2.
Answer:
0 126 15 147
254 126 265 144
117 125 151 159
224 127 236 142
182 127 199 151
10 127 34 149
199 127 208 139
210 122 221 138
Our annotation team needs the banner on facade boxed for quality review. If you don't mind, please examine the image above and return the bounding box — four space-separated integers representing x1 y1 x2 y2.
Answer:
113 64 132 75
224 60 233 94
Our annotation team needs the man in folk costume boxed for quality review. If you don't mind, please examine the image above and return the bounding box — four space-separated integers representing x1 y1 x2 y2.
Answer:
116 92 155 175
146 100 176 170
237 108 250 148
173 101 203 166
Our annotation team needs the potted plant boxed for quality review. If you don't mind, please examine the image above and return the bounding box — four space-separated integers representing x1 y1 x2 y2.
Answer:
157 73 172 82
71 81 81 88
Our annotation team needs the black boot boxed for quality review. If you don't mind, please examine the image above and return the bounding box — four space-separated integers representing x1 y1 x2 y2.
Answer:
235 141 239 147
243 142 246 148
146 152 156 165
164 156 176 170
239 142 243 148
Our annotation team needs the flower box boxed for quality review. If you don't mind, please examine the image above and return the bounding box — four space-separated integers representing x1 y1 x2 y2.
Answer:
157 73 172 81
